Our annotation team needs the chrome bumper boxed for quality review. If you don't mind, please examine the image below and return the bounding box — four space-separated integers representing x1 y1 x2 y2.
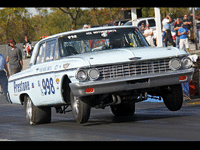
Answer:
70 68 194 97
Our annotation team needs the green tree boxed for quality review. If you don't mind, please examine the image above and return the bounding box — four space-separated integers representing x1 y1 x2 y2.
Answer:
0 7 193 44
58 7 81 30
0 7 35 44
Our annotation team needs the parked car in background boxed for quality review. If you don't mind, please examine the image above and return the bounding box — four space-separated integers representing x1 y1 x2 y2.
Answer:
124 17 156 31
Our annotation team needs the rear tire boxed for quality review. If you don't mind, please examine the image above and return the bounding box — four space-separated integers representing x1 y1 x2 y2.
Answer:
24 95 51 125
110 101 135 116
70 92 91 124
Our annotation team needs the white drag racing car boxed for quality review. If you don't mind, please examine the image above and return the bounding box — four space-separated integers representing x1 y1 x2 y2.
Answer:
8 26 194 125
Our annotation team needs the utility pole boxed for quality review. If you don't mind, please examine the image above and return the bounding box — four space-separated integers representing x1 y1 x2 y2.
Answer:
193 7 198 50
131 8 137 26
131 7 163 47
154 7 163 47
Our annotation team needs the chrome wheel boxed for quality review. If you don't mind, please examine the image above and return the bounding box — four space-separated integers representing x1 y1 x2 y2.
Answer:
74 96 80 115
70 92 91 124
24 95 51 125
26 97 32 120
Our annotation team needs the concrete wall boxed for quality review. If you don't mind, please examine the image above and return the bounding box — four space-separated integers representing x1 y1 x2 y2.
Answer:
0 41 38 59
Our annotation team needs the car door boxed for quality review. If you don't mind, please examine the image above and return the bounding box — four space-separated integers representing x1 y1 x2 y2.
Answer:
30 39 65 106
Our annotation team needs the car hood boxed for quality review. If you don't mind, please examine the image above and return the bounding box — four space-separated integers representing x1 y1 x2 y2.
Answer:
8 47 188 82
69 47 187 66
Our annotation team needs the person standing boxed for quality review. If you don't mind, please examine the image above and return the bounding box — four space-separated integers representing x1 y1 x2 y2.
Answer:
162 15 176 47
144 24 155 46
23 36 32 57
174 18 183 49
23 36 32 46
178 24 189 53
0 53 10 102
183 14 192 39
183 15 190 30
139 23 146 34
6 38 23 75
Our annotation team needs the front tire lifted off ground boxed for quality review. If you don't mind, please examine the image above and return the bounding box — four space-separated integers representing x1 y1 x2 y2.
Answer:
162 84 183 111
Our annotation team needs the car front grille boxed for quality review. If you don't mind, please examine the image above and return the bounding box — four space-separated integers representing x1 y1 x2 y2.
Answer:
97 58 171 80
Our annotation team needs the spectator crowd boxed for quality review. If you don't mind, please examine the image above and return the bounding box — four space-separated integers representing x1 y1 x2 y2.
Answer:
139 13 199 53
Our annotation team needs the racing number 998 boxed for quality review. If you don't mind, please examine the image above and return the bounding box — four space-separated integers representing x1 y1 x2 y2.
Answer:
42 77 55 95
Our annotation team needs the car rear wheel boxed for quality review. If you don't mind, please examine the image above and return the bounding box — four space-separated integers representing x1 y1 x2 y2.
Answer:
70 92 91 124
110 101 135 116
24 95 51 125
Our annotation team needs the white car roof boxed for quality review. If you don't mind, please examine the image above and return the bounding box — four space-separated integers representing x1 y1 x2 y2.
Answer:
39 26 138 42
29 26 139 66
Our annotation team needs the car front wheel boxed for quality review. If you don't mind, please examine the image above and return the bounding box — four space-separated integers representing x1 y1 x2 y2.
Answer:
70 92 91 124
162 84 183 111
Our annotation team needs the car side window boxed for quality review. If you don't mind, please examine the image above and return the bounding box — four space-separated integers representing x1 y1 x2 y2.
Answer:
36 42 46 64
138 20 146 27
46 40 56 62
54 42 60 60
148 19 156 27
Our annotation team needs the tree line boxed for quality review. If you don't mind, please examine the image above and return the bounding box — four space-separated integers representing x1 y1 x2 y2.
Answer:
0 7 193 45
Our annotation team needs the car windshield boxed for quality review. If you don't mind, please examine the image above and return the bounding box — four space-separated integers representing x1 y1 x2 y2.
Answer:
59 28 149 57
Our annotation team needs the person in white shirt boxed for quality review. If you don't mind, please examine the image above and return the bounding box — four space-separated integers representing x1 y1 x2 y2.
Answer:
162 15 171 31
144 24 155 46
162 15 176 47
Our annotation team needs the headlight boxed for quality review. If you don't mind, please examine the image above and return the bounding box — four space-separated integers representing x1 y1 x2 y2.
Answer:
181 57 192 69
88 68 100 80
169 58 181 70
76 70 87 81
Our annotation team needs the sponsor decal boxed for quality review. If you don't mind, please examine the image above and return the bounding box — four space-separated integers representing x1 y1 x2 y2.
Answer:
32 83 34 88
63 63 70 69
38 77 55 96
14 81 30 93
56 77 60 84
